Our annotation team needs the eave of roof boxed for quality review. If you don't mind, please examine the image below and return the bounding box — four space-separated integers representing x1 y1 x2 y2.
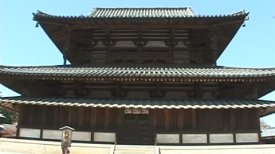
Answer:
33 9 248 24
0 65 275 82
1 97 274 111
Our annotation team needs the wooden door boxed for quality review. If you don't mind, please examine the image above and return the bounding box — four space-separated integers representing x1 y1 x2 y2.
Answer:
117 114 155 145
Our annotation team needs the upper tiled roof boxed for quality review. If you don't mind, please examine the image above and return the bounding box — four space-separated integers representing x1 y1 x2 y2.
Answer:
90 7 195 18
33 8 247 21
0 65 275 82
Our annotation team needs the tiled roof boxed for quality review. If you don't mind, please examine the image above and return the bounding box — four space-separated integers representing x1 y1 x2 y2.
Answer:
33 8 247 21
0 65 275 82
90 8 195 18
1 97 274 110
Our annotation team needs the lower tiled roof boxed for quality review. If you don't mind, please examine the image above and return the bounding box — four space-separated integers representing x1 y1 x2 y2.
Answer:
0 97 274 110
0 65 275 82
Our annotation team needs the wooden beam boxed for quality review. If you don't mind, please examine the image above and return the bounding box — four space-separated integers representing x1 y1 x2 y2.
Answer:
69 22 216 30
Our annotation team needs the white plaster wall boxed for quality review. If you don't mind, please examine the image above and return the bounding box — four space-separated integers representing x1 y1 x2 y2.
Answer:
20 128 40 138
94 132 116 143
42 129 61 140
157 134 180 144
72 131 91 142
182 134 207 144
236 133 259 143
209 134 234 143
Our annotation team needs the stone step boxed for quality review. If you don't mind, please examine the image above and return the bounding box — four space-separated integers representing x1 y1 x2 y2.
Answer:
114 151 155 154
114 146 155 154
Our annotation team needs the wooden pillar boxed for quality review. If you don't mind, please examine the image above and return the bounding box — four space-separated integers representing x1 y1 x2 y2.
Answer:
78 107 84 129
53 106 59 128
28 105 33 127
40 106 46 139
191 110 197 129
242 109 248 131
152 110 157 131
178 109 184 131
16 105 24 138
116 109 123 129
255 109 261 132
165 109 170 131
104 108 110 130
230 110 236 143
68 107 72 126
230 110 236 131
90 108 97 142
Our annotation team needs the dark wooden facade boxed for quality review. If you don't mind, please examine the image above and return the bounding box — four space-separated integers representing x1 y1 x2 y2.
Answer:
17 104 260 144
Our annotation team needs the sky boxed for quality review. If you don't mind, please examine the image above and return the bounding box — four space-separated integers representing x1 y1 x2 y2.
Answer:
0 0 275 126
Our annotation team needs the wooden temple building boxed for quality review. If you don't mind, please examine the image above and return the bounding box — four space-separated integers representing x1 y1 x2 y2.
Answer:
1 7 275 145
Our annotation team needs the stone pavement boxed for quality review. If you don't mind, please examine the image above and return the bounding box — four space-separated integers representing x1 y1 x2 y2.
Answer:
1 138 275 154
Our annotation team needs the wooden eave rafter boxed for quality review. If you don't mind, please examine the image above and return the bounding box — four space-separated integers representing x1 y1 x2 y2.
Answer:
0 74 274 83
35 15 246 30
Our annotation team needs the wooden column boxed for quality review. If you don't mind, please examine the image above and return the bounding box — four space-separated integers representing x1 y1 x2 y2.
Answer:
178 109 184 131
191 110 197 129
16 105 24 138
91 108 97 130
53 106 59 128
164 109 170 131
40 106 46 139
242 109 248 131
230 110 236 143
152 110 157 131
90 108 97 142
104 108 110 130
68 107 72 126
78 107 84 129
116 109 123 129
255 109 261 132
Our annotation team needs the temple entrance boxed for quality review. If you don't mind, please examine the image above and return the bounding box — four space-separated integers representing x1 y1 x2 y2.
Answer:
117 113 155 145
